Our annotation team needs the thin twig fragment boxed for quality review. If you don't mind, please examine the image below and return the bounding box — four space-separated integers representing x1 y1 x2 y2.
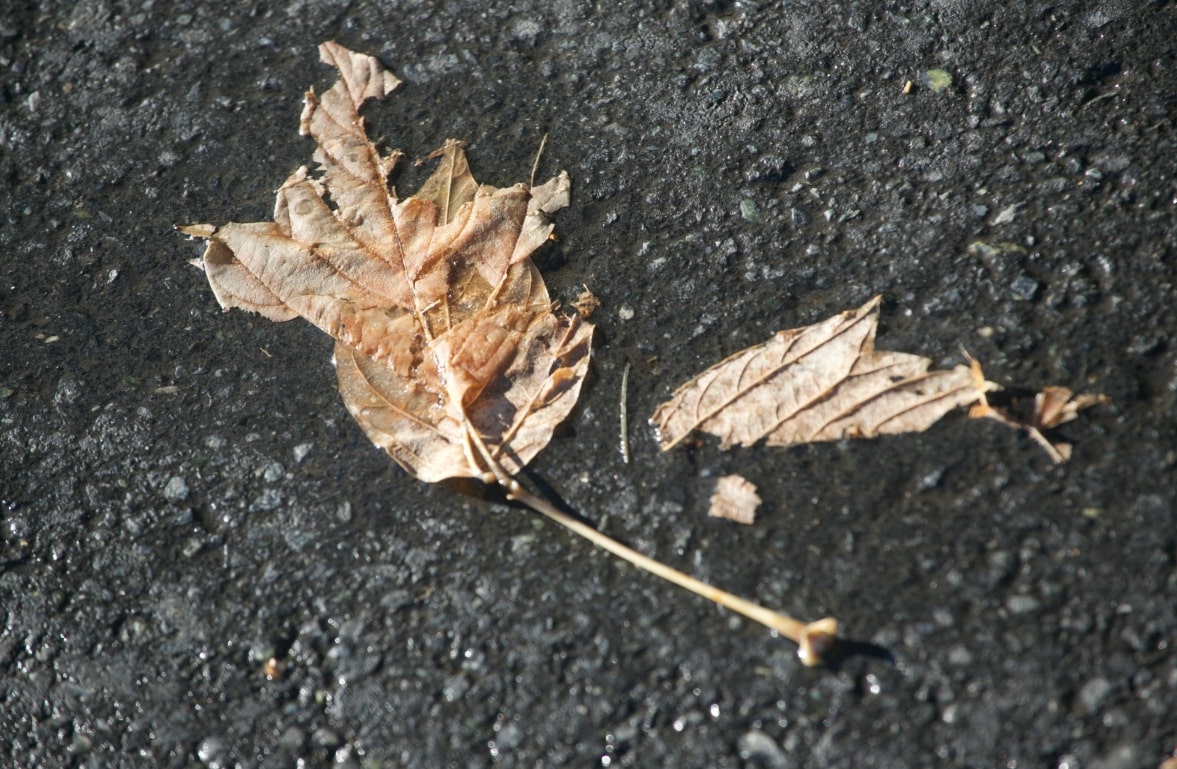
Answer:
620 361 631 464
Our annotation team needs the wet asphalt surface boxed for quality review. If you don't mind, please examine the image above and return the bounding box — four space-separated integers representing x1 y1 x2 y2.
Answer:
2 1 1176 767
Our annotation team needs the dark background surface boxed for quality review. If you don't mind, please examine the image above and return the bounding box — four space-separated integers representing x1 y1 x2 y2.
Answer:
2 1 1176 767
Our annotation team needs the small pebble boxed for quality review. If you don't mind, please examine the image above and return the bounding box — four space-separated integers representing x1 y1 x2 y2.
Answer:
197 736 226 766
495 722 523 750
740 199 762 223
1009 274 1040 301
1078 676 1113 713
1005 594 1043 614
163 475 189 504
736 730 788 769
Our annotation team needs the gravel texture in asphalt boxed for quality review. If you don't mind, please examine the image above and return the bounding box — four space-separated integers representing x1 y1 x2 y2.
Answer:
2 2 1176 767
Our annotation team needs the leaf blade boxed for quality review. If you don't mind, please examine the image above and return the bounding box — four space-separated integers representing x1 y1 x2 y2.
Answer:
652 296 984 451
185 42 593 484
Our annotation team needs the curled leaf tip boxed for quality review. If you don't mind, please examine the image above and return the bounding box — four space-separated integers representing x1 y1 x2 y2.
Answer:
966 358 1106 463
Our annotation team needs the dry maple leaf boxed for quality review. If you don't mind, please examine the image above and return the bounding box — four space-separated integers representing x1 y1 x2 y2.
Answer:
652 296 993 451
180 41 592 484
179 42 836 666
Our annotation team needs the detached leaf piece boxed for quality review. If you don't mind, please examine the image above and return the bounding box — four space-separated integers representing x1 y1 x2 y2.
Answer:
967 361 1108 463
181 41 591 484
572 285 601 318
181 42 836 665
709 475 760 525
1033 387 1107 430
652 296 991 451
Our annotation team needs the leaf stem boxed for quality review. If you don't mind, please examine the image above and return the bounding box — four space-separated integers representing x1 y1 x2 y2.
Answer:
461 410 836 664
505 481 838 666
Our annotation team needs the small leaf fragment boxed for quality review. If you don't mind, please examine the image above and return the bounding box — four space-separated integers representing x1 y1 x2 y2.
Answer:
967 360 1108 463
708 475 760 525
919 68 954 93
572 285 601 318
1033 386 1108 430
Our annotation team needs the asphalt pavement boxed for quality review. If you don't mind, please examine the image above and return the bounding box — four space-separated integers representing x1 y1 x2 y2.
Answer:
2 1 1175 767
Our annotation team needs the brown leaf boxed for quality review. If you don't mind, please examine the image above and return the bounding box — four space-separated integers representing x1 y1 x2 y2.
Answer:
652 296 992 451
180 41 592 483
708 475 760 525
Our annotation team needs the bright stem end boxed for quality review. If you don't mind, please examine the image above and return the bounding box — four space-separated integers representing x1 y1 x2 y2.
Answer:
797 617 839 666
